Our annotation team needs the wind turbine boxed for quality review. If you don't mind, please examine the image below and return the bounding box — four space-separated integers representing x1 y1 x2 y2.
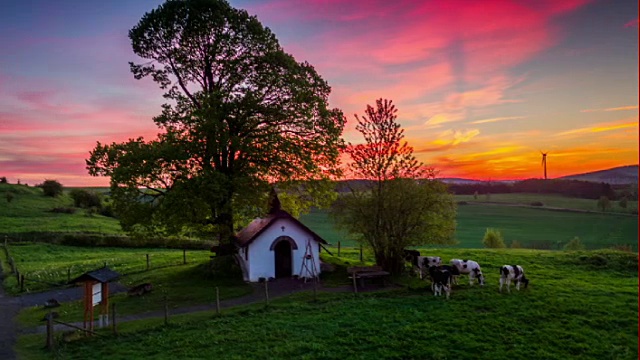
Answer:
540 151 548 180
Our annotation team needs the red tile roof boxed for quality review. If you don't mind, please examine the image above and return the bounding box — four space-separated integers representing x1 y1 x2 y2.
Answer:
234 209 327 247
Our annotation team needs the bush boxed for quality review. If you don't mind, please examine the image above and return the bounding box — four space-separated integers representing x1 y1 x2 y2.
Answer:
597 196 611 212
482 228 506 248
39 180 63 197
510 240 523 249
5 192 14 203
69 189 102 209
618 198 628 209
564 236 585 251
0 176 7 183
530 201 544 206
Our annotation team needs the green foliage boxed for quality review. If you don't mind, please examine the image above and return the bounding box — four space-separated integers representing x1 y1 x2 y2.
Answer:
482 228 506 248
5 191 14 203
69 189 102 209
510 240 523 248
15 249 638 360
597 196 611 212
39 179 63 197
335 99 455 274
619 197 628 209
87 0 345 246
564 236 585 251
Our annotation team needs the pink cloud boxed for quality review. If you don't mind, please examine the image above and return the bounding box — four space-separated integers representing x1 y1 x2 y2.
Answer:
624 18 638 28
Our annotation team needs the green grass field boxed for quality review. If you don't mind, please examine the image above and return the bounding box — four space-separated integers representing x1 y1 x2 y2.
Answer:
15 249 638 360
0 243 213 294
455 193 638 214
0 184 122 235
302 204 639 251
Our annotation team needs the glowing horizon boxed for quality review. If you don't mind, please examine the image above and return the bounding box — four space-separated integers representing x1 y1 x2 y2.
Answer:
0 0 637 186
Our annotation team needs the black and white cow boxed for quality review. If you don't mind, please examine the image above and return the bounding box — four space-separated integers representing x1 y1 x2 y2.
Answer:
450 259 485 286
403 249 421 267
417 256 442 279
499 265 529 293
428 266 452 299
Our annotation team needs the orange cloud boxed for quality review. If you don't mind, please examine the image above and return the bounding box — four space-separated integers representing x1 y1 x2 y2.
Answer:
555 118 639 136
470 116 525 124
581 105 638 112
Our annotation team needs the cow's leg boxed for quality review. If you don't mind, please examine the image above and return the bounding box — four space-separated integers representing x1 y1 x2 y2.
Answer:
469 273 474 286
507 278 512 293
445 284 451 299
516 280 521 291
499 277 504 292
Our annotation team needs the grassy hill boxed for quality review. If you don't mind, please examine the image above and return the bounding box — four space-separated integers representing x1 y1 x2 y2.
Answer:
16 248 638 360
301 195 639 251
558 164 638 185
0 183 123 237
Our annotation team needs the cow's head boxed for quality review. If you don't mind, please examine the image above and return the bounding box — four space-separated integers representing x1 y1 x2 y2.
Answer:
521 275 529 288
473 268 485 286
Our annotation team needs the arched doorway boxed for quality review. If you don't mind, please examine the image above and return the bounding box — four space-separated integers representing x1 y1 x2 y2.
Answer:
273 237 295 278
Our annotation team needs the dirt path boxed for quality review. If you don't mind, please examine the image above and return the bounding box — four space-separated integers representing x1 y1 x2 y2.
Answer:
0 264 20 360
23 279 362 335
0 275 127 359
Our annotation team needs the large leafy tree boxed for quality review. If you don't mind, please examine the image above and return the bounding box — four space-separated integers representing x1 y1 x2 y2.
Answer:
332 99 456 274
87 0 345 249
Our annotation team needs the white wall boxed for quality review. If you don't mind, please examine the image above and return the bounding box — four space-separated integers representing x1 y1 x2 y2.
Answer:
246 218 322 282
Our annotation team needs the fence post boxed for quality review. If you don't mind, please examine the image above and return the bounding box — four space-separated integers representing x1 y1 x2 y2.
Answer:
337 241 341 257
215 287 220 316
15 270 19 282
112 303 117 335
146 254 150 271
20 274 24 292
67 267 71 283
352 272 358 294
359 245 363 262
183 249 187 265
264 280 269 307
46 311 54 350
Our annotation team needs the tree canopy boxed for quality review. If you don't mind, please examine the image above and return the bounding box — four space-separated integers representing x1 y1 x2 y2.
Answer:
332 99 456 274
87 0 345 246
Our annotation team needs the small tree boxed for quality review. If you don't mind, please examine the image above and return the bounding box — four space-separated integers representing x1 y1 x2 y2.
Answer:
40 180 63 197
618 197 628 209
333 99 456 274
564 236 585 251
0 176 7 184
482 228 506 248
510 240 523 249
597 196 611 212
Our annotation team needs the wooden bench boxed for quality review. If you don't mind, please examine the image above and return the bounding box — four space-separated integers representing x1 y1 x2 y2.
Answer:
347 266 390 292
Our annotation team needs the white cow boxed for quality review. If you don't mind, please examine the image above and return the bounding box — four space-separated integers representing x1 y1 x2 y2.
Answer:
499 265 529 293
450 259 485 286
417 256 441 279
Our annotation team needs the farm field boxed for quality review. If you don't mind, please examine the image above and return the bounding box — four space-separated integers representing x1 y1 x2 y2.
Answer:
454 193 638 214
302 204 639 250
1 243 252 325
0 184 122 235
16 249 638 360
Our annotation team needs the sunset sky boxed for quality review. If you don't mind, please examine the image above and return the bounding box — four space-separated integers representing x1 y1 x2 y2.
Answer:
0 0 638 186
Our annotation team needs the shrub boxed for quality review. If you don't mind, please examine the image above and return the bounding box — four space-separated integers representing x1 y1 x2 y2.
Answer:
473 191 478 200
70 189 102 209
39 180 63 197
5 192 14 203
564 236 585 251
510 240 523 249
0 176 7 183
530 201 544 206
597 196 611 212
482 228 506 248
618 198 628 209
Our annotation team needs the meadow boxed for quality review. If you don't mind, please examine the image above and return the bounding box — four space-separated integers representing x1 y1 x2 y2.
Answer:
15 248 639 360
0 184 122 235
302 203 639 250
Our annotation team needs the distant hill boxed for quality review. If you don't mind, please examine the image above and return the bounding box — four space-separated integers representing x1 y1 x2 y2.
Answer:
558 165 638 185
